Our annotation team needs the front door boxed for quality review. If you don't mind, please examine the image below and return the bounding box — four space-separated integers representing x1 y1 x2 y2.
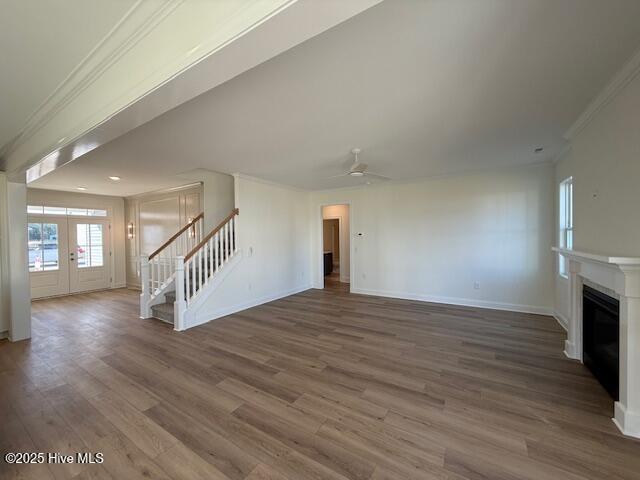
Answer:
68 219 111 294
28 216 69 298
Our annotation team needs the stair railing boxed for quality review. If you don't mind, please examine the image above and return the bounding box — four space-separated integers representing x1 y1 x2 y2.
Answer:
140 213 203 318
174 208 239 328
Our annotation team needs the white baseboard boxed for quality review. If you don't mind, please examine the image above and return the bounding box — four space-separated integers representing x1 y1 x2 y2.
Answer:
614 402 640 439
0 330 8 340
553 310 569 331
564 340 581 360
187 284 312 330
349 287 553 316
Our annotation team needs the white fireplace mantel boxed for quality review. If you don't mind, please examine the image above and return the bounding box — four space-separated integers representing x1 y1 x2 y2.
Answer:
553 247 640 439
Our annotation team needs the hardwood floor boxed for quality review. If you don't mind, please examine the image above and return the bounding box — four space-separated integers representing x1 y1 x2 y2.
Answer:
1 286 639 480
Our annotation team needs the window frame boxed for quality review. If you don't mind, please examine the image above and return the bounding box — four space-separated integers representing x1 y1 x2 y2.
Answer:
27 205 108 217
28 222 60 272
558 176 573 278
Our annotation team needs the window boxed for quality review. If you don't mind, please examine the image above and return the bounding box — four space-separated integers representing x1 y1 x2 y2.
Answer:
559 176 573 277
76 224 104 268
27 205 107 217
28 223 59 272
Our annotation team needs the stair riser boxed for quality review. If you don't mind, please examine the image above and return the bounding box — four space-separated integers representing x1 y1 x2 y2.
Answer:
151 304 174 324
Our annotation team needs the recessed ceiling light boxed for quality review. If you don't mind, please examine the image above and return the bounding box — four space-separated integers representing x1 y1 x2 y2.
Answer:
77 186 87 191
108 176 121 181
534 147 544 153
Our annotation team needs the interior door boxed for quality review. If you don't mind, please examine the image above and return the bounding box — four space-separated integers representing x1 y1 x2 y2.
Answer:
68 218 111 293
29 216 69 298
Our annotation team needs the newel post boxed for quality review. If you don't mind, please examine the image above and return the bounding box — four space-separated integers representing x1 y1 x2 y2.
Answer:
174 256 187 331
140 254 151 319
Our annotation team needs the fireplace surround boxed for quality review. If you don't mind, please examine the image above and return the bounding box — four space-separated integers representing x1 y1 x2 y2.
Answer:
553 247 640 439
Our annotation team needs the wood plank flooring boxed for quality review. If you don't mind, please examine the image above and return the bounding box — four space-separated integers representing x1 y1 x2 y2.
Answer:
1 283 639 480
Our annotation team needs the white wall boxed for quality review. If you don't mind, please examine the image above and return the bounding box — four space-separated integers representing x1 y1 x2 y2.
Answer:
177 169 235 231
311 164 555 314
554 66 640 321
322 204 350 282
187 175 311 328
125 184 202 288
202 171 235 231
0 174 10 337
0 177 31 340
27 188 127 289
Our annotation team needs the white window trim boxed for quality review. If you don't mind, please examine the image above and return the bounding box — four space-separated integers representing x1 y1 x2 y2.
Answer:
558 176 573 278
27 205 108 217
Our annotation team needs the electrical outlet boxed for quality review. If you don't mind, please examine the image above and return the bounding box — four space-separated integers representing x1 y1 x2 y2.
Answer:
473 282 480 290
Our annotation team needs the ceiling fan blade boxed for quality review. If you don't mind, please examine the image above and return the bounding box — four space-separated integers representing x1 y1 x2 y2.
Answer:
364 171 390 180
327 173 350 179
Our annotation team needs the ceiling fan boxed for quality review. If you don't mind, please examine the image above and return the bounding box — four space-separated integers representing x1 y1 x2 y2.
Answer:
329 148 390 181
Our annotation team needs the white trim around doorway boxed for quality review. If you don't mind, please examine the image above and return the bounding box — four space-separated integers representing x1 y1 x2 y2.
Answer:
315 202 353 290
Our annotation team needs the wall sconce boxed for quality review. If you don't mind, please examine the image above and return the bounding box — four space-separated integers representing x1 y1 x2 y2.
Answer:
127 222 134 239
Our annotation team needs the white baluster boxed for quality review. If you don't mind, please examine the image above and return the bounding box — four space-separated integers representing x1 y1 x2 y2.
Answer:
203 241 209 284
214 232 219 272
222 224 227 263
162 254 166 286
225 223 230 261
140 255 150 318
150 258 155 293
209 237 214 276
231 216 235 253
191 254 197 297
185 260 191 306
174 256 187 330
198 249 203 289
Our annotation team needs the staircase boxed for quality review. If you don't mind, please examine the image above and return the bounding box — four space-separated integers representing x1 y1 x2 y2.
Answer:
140 208 239 330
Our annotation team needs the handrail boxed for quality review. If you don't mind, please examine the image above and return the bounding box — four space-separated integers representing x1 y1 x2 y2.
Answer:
149 212 204 259
184 208 239 261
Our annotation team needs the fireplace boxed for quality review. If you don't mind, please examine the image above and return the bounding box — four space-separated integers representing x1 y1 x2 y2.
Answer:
583 285 620 400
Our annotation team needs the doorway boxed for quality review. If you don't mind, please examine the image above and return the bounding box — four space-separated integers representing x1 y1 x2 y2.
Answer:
28 215 111 299
321 204 350 289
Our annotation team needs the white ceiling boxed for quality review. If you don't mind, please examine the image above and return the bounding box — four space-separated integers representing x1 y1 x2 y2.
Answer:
30 0 640 195
0 0 136 151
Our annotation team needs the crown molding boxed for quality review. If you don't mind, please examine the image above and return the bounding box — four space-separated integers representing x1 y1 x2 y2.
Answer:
564 47 640 140
4 0 180 159
3 0 382 184
4 0 303 175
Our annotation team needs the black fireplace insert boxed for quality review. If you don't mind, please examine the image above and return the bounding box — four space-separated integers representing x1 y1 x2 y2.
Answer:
583 285 619 400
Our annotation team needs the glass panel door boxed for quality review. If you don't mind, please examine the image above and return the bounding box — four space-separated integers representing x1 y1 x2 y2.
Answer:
68 219 110 294
28 216 69 299
76 223 104 268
